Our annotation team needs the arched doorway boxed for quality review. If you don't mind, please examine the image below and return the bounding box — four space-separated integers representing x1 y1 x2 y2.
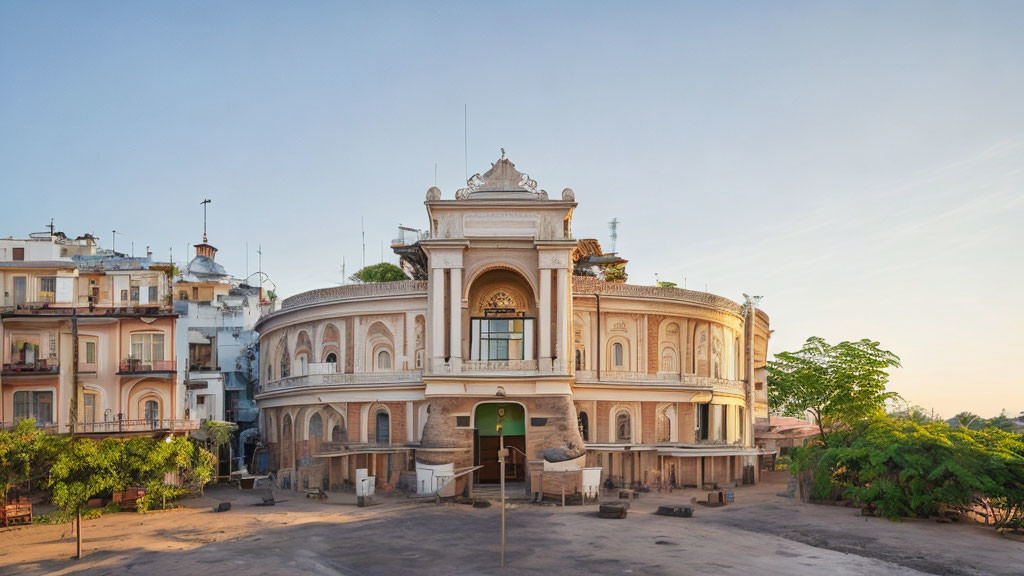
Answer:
474 403 526 484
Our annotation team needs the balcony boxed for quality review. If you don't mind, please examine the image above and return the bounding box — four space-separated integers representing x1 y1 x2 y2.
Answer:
1 361 60 378
118 358 177 374
574 370 747 394
1 419 198 435
257 371 423 394
426 358 570 377
69 419 198 435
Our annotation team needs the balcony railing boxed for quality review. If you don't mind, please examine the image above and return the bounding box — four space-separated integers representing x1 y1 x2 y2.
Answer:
257 370 422 394
1 361 60 376
1 419 198 434
118 358 177 374
574 370 747 393
462 359 539 372
70 419 198 434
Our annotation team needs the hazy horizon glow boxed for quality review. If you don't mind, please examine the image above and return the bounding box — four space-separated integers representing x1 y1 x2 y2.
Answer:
2 1 1021 418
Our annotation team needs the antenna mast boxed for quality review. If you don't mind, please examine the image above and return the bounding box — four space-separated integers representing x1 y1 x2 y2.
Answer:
201 199 212 242
608 218 619 253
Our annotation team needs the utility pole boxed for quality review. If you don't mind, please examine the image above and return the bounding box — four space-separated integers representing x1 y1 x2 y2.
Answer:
70 310 82 559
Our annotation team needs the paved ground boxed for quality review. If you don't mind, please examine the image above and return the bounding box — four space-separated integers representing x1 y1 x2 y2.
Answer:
2 472 1022 575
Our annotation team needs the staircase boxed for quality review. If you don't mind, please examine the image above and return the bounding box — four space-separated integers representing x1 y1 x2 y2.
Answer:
471 482 530 502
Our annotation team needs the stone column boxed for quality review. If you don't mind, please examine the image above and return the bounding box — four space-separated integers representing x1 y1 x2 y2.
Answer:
430 267 445 370
539 268 552 371
449 266 462 371
555 267 567 373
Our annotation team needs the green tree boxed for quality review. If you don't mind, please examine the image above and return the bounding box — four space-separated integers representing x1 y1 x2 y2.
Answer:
656 280 677 288
954 411 984 430
47 436 116 559
767 337 901 444
0 419 44 499
350 262 407 283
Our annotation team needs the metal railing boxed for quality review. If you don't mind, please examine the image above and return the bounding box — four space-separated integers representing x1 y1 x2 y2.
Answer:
1 419 198 434
119 358 176 373
1 362 60 376
70 419 199 434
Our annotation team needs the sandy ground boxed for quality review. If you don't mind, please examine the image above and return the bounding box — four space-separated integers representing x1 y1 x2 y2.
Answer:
1 471 1021 576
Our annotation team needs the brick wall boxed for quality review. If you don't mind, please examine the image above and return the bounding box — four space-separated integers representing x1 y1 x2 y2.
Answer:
641 402 657 443
647 315 662 374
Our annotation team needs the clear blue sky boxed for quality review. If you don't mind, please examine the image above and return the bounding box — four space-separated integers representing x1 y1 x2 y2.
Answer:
2 1 1022 418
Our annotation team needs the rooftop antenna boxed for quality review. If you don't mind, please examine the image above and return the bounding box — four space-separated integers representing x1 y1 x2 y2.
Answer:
608 218 619 254
46 218 55 236
245 241 249 279
170 246 174 268
361 217 366 269
111 230 121 254
257 244 263 298
341 256 346 285
200 199 212 242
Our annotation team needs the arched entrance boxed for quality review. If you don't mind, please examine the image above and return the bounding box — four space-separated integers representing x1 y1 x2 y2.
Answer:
474 403 526 484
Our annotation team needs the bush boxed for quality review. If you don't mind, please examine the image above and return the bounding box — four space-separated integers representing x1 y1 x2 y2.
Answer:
788 415 1024 529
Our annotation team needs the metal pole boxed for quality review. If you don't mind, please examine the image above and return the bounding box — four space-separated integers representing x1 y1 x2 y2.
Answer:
498 407 506 568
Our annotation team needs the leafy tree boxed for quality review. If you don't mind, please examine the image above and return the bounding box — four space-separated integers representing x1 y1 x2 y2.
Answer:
954 411 984 430
0 419 44 499
767 336 901 444
350 262 407 283
656 280 677 288
48 436 116 559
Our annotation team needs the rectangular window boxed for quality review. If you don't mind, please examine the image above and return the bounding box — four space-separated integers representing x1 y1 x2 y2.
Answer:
471 318 532 361
39 277 56 302
148 286 158 303
130 286 140 302
696 403 710 441
84 393 97 423
85 341 96 364
13 390 53 425
13 247 24 261
130 333 165 367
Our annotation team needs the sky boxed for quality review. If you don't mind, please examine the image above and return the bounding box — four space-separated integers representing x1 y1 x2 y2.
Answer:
2 1 1022 419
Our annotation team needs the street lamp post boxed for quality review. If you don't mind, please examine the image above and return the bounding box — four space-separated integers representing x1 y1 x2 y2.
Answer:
497 405 507 568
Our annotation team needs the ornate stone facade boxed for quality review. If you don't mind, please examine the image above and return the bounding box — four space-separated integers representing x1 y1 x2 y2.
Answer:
255 156 771 496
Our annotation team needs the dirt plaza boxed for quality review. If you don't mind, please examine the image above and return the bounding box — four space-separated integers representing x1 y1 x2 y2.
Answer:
1 472 1021 576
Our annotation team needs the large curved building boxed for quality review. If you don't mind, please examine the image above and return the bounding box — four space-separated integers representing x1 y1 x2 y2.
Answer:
255 156 771 494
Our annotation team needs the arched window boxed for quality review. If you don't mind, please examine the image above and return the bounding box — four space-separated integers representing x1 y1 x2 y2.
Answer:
578 411 589 442
612 343 624 369
145 400 159 427
375 410 390 445
325 352 337 364
376 349 392 371
309 413 323 439
615 410 631 443
331 424 346 442
575 349 582 370
415 349 424 369
280 355 290 378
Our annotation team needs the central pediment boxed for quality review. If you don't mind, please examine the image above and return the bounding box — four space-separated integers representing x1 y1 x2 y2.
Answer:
456 155 548 200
